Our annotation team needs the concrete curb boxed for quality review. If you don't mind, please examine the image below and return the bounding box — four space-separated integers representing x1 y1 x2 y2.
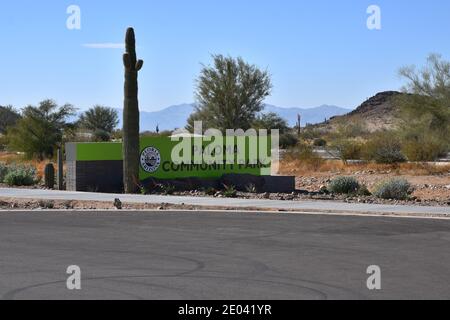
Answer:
0 204 449 220
1 187 449 218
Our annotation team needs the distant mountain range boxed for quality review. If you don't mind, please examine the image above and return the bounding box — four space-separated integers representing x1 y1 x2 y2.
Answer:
114 103 351 131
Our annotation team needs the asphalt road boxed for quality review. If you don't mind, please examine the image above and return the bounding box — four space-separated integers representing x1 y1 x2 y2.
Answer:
1 210 450 300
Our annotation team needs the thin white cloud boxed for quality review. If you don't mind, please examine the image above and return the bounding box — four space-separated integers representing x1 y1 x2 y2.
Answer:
82 43 125 49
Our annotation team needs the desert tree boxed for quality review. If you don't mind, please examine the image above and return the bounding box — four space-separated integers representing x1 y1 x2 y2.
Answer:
187 55 272 132
7 100 76 160
0 105 21 134
79 105 119 141
397 54 450 160
252 112 289 134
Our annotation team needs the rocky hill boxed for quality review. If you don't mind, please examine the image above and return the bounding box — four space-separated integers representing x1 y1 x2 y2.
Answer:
316 91 405 132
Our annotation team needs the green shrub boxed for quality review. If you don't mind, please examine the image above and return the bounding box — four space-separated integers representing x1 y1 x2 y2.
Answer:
402 135 447 162
332 139 363 162
4 165 38 186
38 200 55 209
373 178 413 200
279 133 298 149
204 187 217 196
0 135 8 151
299 127 324 141
363 132 406 164
313 138 327 147
328 176 361 194
0 162 8 183
139 185 149 195
245 183 258 193
161 184 176 195
357 185 372 196
398 117 449 161
223 184 237 198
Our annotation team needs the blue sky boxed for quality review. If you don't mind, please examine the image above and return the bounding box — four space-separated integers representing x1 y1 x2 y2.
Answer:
1 0 449 112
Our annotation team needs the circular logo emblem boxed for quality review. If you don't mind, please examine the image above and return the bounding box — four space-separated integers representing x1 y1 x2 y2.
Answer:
140 147 161 173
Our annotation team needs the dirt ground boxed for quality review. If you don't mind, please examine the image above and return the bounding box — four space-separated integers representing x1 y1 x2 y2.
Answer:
1 153 449 206
279 160 450 203
0 197 289 214
292 173 450 202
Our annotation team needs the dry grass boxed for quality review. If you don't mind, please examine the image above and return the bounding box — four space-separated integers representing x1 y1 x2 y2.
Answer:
2 151 449 187
280 158 450 176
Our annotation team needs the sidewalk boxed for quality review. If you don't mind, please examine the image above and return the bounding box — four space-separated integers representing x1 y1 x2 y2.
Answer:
1 188 449 216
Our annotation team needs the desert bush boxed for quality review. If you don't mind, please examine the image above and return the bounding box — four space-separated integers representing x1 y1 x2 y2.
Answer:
401 134 447 161
204 187 217 196
279 133 298 149
328 176 361 194
4 165 39 186
373 178 413 200
38 200 55 209
363 132 407 164
0 135 9 151
313 138 327 147
284 144 324 170
139 185 149 195
332 139 363 163
0 162 9 182
299 127 325 141
356 184 372 196
161 184 176 195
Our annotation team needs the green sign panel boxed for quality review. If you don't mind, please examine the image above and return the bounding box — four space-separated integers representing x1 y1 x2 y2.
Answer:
73 137 271 180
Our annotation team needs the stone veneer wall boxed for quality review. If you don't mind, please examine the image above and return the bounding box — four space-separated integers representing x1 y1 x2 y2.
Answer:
66 160 124 193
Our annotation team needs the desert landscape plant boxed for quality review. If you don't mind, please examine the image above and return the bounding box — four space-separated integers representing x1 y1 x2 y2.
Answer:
0 106 21 135
7 100 76 160
44 163 55 189
4 165 38 186
161 184 176 195
373 178 413 200
397 54 450 158
363 131 406 164
331 139 363 163
399 121 447 161
223 184 238 198
328 176 361 195
313 138 327 147
204 187 217 196
0 162 8 182
122 27 144 194
245 183 258 193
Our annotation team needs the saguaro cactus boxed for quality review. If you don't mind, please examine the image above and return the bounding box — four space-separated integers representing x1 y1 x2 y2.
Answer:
44 163 55 189
122 27 144 193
